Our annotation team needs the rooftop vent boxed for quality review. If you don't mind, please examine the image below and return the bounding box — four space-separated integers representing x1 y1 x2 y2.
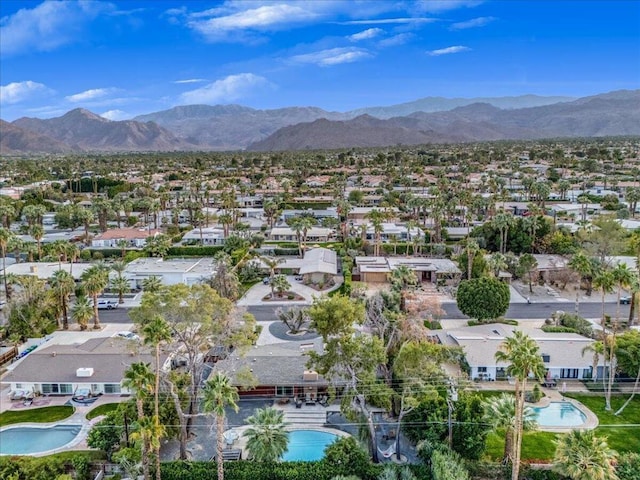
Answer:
76 367 94 377
303 370 318 382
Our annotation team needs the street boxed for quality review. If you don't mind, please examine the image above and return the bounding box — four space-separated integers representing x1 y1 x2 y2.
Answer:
97 302 633 325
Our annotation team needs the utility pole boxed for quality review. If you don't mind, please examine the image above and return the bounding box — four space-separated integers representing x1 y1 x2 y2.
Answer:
447 379 458 449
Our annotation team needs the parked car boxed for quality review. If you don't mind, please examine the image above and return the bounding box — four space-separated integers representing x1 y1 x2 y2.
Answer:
620 296 632 304
294 274 303 281
115 331 140 341
94 299 118 310
262 277 270 285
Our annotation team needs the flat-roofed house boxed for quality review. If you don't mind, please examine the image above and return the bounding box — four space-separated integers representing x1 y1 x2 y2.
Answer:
124 257 216 289
269 226 333 242
353 256 461 285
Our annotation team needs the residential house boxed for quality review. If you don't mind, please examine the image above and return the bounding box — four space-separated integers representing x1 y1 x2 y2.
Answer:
353 256 461 285
5 336 164 397
5 262 93 281
269 226 333 242
439 324 603 381
182 227 226 245
91 228 159 248
124 257 216 289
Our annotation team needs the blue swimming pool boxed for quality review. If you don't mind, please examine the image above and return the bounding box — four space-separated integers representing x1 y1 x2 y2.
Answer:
533 402 587 427
281 429 340 461
0 425 82 455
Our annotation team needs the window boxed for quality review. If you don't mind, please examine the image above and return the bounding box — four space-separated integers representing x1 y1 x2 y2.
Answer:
478 367 487 373
41 383 72 394
105 384 121 394
542 354 550 363
60 384 73 394
561 369 579 379
276 386 293 397
15 383 22 389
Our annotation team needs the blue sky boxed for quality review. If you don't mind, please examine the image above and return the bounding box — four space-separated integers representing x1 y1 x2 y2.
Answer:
1 0 639 121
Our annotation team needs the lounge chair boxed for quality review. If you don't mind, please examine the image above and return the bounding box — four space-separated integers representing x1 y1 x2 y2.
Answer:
294 396 303 408
378 443 396 459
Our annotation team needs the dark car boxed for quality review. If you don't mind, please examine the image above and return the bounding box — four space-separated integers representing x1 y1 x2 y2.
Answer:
619 296 632 305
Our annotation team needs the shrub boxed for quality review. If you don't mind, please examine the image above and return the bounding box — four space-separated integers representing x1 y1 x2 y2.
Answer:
431 448 469 480
541 326 578 333
617 452 640 480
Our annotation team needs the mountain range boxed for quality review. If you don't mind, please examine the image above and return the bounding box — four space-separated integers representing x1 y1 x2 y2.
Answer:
1 90 638 154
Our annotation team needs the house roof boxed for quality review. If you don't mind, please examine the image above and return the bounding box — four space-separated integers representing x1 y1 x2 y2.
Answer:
5 262 93 280
124 257 216 277
440 324 601 370
93 228 158 241
299 248 337 275
5 337 161 384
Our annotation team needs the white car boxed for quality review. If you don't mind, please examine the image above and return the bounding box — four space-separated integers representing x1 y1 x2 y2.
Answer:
95 299 119 310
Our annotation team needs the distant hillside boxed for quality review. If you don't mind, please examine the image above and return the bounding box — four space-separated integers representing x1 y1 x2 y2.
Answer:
11 109 196 152
0 119 79 155
134 105 348 150
348 94 576 119
247 90 640 151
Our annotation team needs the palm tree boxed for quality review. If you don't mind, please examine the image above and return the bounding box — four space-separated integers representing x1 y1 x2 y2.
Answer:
29 224 45 259
260 256 285 299
495 330 546 480
0 228 14 299
483 393 537 464
569 251 597 296
123 362 155 480
493 211 513 254
49 270 75 330
242 407 289 462
71 296 93 331
142 316 172 480
582 340 604 383
271 274 291 298
201 372 239 480
132 416 165 480
81 264 110 329
141 276 163 294
365 209 387 257
110 276 130 304
553 430 618 480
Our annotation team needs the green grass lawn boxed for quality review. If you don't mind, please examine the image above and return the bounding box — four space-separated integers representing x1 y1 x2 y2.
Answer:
485 431 559 463
86 402 120 420
566 393 640 454
0 405 74 427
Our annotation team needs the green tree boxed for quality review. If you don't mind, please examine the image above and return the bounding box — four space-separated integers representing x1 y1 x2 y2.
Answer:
142 316 172 480
495 331 546 480
201 372 239 480
308 294 365 338
242 407 289 462
614 330 640 415
29 224 45 259
122 362 155 480
49 270 75 330
0 228 14 299
141 276 163 294
144 234 172 258
110 276 130 305
483 393 537 463
71 296 93 331
553 430 618 480
81 264 110 329
276 306 309 334
456 277 510 323
260 255 285 299
271 274 290 297
517 253 538 294
86 411 123 461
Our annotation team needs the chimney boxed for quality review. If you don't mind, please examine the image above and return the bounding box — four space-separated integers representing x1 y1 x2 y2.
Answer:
30 265 37 274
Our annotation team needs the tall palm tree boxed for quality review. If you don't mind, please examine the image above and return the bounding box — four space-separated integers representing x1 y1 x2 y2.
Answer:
71 296 93 331
49 270 75 330
0 228 14 299
81 264 110 329
242 407 289 462
260 256 285 299
553 430 618 480
366 209 387 257
581 340 604 383
123 362 155 480
495 331 546 480
493 211 513 254
483 393 537 464
142 316 172 480
202 373 240 480
29 224 45 259
110 276 130 304
141 276 163 294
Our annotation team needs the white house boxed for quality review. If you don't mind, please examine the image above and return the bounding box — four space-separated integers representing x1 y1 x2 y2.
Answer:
124 257 216 289
182 227 226 245
91 228 159 248
269 226 333 242
5 337 164 397
440 324 603 382
5 262 93 281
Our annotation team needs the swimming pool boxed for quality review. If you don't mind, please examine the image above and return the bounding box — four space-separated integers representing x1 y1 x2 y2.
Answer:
0 425 83 455
533 402 587 427
281 429 340 461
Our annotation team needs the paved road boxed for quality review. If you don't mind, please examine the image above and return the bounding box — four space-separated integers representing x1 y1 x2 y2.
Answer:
101 303 632 324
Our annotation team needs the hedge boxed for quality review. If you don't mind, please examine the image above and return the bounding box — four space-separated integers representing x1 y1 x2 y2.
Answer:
160 461 429 480
541 326 578 334
167 245 225 256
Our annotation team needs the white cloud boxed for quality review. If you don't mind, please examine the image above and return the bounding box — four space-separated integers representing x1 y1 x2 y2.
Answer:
349 28 383 41
379 33 414 47
65 88 117 103
291 47 372 67
0 80 53 105
100 109 129 121
187 3 318 41
427 45 471 56
341 17 435 25
0 1 112 56
450 16 495 30
414 1 483 13
179 73 271 104
173 79 208 84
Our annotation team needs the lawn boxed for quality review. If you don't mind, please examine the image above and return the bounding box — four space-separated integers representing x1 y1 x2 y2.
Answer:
566 393 640 454
86 402 120 420
485 431 559 463
0 405 75 427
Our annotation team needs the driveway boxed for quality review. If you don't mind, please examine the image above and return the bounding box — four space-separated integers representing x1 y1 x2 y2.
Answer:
237 275 339 307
